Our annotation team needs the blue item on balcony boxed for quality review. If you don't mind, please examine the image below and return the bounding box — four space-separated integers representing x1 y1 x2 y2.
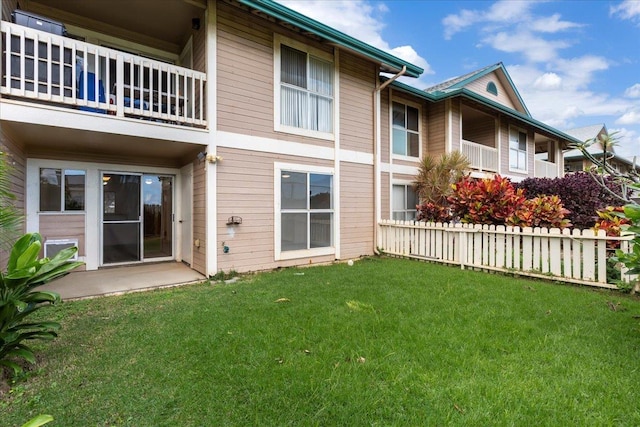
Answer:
78 72 106 113
123 97 150 110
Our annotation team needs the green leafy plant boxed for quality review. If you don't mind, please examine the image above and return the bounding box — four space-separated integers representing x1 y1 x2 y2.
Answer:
414 151 470 205
22 415 54 427
1 233 83 376
0 151 22 251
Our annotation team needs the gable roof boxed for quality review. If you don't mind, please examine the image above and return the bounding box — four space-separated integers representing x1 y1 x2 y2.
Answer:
236 0 423 78
388 77 581 146
424 63 530 116
564 124 608 143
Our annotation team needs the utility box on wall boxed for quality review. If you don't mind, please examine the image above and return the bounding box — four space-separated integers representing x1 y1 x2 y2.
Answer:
11 10 67 36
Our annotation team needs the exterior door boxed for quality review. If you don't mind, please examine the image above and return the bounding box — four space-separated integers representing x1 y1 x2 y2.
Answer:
101 172 174 265
102 173 142 264
143 174 173 260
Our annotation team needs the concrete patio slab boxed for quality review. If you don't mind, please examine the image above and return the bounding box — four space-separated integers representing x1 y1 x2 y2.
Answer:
40 262 207 300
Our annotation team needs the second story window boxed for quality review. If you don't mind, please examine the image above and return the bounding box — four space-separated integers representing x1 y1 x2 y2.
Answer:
279 44 334 134
392 102 420 157
509 128 528 172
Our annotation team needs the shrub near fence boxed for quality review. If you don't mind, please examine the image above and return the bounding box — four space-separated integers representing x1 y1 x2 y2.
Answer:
378 220 637 289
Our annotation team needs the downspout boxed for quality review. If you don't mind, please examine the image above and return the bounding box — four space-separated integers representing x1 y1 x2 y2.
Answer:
373 66 406 253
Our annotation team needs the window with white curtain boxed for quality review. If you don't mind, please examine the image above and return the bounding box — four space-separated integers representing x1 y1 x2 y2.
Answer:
392 184 418 220
279 43 334 134
509 127 528 172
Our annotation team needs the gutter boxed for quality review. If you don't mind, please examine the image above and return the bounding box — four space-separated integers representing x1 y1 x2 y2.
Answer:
373 66 406 254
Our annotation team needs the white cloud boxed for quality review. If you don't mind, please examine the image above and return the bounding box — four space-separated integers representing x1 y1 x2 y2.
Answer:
611 0 640 24
533 72 562 90
483 31 570 62
276 0 433 74
609 127 640 159
530 14 584 33
624 83 640 98
616 110 640 125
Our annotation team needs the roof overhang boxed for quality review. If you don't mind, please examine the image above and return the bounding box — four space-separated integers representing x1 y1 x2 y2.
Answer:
387 78 581 148
236 0 423 78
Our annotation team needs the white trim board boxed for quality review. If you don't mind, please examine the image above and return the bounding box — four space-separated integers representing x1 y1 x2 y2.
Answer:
216 131 373 165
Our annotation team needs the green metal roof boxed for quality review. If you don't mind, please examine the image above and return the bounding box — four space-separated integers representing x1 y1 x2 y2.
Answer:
236 0 424 78
388 78 582 146
426 63 531 116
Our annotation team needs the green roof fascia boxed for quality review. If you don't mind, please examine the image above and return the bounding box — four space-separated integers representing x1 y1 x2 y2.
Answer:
237 0 423 78
388 80 581 145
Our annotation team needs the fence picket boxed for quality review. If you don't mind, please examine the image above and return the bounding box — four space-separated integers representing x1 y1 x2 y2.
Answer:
377 221 627 289
582 229 596 281
549 228 562 276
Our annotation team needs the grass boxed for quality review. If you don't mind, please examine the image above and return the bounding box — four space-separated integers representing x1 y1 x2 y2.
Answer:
3 256 640 426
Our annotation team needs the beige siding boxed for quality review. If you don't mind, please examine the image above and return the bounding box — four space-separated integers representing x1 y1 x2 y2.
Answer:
192 158 206 275
339 51 376 153
0 125 26 266
465 72 517 110
427 102 446 156
450 99 461 151
380 172 390 219
462 111 496 147
340 162 374 259
216 2 333 149
216 147 334 273
380 89 390 164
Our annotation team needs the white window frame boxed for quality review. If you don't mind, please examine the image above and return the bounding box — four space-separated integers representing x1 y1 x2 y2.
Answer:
391 182 418 221
509 126 528 173
274 34 335 140
391 100 422 161
274 162 335 261
39 168 87 213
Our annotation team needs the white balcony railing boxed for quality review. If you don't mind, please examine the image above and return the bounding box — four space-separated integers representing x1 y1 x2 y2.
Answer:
461 139 498 172
535 160 559 178
1 21 207 127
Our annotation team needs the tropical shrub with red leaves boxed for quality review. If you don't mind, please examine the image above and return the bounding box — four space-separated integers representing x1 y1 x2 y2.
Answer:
510 195 572 228
416 202 452 223
594 206 630 249
448 175 526 225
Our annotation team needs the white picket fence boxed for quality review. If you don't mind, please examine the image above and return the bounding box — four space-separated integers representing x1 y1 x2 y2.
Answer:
378 220 637 289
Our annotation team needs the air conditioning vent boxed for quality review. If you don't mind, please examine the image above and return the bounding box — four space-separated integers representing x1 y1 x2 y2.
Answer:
44 239 78 260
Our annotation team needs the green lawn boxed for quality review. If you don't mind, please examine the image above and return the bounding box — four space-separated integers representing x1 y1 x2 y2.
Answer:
3 257 640 426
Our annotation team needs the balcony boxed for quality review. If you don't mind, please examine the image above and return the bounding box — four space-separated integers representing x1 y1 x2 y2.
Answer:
535 160 559 178
1 21 207 128
461 139 498 173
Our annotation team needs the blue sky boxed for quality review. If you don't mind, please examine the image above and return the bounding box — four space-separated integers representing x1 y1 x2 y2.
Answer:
278 0 640 159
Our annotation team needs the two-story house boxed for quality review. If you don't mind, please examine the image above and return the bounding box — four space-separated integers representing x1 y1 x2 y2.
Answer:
0 0 581 277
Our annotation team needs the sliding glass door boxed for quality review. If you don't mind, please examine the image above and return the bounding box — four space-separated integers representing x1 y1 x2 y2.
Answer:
101 172 173 265
102 173 141 264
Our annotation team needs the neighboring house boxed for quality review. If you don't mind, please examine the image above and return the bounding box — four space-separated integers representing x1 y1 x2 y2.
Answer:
563 124 639 174
0 0 582 275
